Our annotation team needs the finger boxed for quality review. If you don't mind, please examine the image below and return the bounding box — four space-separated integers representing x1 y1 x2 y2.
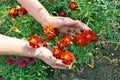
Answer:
52 65 67 69
75 21 92 31
67 27 81 35
74 29 81 34
69 32 76 37
54 59 66 67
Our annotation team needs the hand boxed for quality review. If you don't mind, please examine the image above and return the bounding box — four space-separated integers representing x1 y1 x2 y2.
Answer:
46 16 91 34
29 46 67 69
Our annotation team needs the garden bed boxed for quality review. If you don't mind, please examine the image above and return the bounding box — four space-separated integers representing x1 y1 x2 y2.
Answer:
49 42 120 80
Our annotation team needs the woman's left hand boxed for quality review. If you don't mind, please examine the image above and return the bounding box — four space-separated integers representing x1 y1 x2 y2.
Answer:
45 16 91 34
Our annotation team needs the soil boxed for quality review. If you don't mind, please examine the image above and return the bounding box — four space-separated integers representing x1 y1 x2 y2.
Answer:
49 43 120 80
48 20 120 80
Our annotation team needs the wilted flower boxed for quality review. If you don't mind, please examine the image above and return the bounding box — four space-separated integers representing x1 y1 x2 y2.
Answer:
54 28 59 36
28 34 41 48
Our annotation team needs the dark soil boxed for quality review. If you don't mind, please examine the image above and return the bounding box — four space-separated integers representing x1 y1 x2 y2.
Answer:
49 43 120 80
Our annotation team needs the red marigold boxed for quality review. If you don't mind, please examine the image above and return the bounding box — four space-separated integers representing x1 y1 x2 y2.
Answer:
69 1 78 11
41 38 48 47
8 8 19 18
60 51 74 65
83 30 97 42
54 28 60 36
53 47 64 59
18 6 28 15
44 25 56 40
75 33 88 46
6 58 15 66
57 35 73 48
58 11 66 17
28 34 41 48
57 41 64 49
61 35 73 45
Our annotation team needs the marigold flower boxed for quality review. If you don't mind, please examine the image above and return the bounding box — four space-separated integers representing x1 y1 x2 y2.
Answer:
75 33 88 46
28 34 41 48
44 25 56 40
60 51 74 65
53 47 64 59
54 28 59 36
41 38 48 47
69 1 78 11
12 25 20 32
6 58 15 66
18 6 28 15
58 11 66 17
57 41 64 49
61 35 73 45
17 60 26 67
8 8 19 18
83 30 97 42
57 35 73 48
26 57 34 65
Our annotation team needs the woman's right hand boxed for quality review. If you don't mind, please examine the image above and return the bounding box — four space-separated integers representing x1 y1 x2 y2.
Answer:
29 46 67 69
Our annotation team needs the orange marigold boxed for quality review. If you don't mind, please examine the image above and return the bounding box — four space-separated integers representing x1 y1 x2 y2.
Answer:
69 1 78 11
12 25 19 32
61 35 73 45
57 35 73 48
60 51 74 65
44 25 56 40
28 34 41 48
75 33 88 46
8 8 19 18
58 11 66 17
53 48 64 59
57 41 64 49
83 30 97 42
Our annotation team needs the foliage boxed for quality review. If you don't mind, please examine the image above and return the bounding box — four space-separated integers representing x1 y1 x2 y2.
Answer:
0 0 120 79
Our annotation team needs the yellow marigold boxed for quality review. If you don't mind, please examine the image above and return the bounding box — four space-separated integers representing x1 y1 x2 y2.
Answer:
12 25 20 32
